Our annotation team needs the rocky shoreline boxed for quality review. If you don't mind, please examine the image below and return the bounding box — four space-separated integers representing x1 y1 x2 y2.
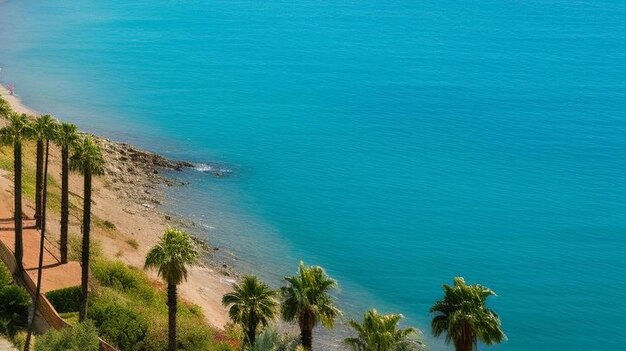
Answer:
92 134 239 277
94 135 192 205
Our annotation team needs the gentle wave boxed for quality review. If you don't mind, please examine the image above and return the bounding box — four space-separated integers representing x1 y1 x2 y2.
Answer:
192 163 233 177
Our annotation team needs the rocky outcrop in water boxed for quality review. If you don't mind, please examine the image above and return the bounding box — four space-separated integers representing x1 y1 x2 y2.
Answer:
92 135 192 204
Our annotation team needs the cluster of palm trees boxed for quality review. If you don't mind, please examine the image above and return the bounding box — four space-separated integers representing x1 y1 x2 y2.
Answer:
220 267 506 351
142 225 506 351
0 109 104 350
221 263 417 351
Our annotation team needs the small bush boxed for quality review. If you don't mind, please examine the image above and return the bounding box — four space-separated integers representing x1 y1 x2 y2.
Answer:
0 284 31 336
103 220 116 230
89 301 148 351
126 238 139 249
46 286 81 313
34 321 100 351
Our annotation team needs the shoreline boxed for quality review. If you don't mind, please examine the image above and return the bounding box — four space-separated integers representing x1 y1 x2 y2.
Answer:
0 84 234 329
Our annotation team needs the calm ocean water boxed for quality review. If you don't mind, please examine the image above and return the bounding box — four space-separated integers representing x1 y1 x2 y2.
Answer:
1 0 625 349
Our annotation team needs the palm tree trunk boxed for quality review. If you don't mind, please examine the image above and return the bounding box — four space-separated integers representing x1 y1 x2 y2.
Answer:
24 140 50 351
14 142 23 273
300 313 313 350
78 170 92 322
454 324 473 351
246 312 257 346
60 145 69 263
34 139 43 228
167 282 177 351
301 327 313 350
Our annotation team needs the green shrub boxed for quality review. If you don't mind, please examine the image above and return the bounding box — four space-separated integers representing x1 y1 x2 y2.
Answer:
89 300 148 351
246 327 299 351
46 286 81 313
0 284 31 336
59 312 79 325
143 316 215 351
91 260 160 308
86 258 222 351
103 220 116 230
92 260 140 291
35 321 100 351
126 238 139 249
177 320 213 351
0 261 12 287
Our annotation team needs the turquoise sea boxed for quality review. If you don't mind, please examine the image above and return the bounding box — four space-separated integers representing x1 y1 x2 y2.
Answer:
1 0 625 349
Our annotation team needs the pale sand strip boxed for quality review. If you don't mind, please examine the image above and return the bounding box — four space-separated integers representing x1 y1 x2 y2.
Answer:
0 85 38 115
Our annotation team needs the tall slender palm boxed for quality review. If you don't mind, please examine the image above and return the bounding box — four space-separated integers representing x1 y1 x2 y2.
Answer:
54 122 79 263
144 228 199 351
0 98 11 211
70 136 104 322
280 262 341 350
222 275 278 347
24 120 56 351
430 277 506 351
0 113 33 273
344 309 419 351
31 114 55 228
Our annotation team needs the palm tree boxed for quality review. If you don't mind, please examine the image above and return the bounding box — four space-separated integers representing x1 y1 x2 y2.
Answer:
222 275 278 347
144 228 199 351
24 119 56 351
344 309 419 351
54 122 78 263
31 114 56 228
70 136 104 322
0 98 10 211
280 262 341 350
0 113 33 273
430 277 506 351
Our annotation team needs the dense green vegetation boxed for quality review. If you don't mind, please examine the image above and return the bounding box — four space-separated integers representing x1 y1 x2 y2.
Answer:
0 262 30 338
34 321 100 351
45 286 81 314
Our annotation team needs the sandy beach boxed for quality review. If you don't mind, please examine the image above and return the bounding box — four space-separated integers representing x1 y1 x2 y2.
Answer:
0 84 232 329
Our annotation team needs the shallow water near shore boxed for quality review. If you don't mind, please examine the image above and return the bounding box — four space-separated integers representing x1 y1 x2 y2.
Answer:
1 0 626 350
